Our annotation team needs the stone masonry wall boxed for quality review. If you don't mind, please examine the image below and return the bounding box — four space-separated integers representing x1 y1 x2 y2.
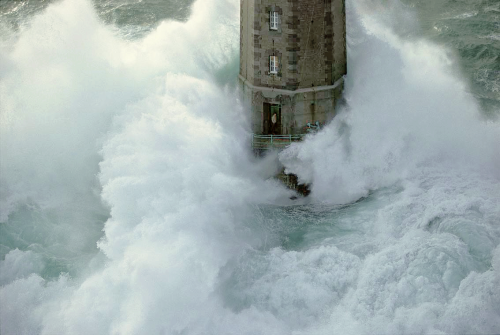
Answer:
253 0 291 89
293 0 330 88
240 0 256 84
239 83 343 135
332 0 347 83
240 0 346 135
241 0 345 90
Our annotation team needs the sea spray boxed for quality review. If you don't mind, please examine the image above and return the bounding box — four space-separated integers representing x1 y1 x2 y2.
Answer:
280 0 500 203
1 0 499 334
0 0 294 333
277 1 500 333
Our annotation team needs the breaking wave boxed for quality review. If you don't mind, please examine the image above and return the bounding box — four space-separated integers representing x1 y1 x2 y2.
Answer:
1 0 499 334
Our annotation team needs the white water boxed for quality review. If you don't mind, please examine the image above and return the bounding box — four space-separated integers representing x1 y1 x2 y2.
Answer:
1 0 500 334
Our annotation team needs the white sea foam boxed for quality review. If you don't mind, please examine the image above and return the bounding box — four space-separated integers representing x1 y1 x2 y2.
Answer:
0 0 288 332
277 1 500 332
1 0 500 334
280 1 500 204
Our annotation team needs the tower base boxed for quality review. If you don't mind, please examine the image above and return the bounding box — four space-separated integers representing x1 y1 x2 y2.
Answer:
239 75 344 136
276 170 310 197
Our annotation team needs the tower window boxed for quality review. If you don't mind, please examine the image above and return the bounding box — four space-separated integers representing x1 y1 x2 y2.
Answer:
270 56 278 74
270 11 279 30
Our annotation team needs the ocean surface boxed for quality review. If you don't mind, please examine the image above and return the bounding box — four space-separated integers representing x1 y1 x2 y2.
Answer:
1 0 499 334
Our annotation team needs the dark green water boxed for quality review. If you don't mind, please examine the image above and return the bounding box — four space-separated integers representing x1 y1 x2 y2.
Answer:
0 0 499 334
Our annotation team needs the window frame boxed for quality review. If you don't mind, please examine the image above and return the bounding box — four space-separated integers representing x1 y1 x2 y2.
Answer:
270 11 279 31
269 55 278 74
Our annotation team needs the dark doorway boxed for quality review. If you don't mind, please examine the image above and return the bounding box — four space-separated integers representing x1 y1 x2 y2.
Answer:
263 103 281 135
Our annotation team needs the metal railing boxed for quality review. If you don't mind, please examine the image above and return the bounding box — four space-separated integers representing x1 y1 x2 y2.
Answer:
252 134 306 150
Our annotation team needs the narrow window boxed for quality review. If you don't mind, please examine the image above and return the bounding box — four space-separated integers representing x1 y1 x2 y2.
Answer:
270 55 278 74
270 11 279 30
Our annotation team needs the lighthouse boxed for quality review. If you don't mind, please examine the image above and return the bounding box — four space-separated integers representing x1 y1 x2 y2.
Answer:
239 0 347 138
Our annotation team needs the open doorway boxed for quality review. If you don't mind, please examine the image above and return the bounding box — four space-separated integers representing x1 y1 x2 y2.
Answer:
263 103 281 135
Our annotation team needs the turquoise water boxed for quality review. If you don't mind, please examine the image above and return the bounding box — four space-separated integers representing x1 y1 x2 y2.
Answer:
1 0 499 334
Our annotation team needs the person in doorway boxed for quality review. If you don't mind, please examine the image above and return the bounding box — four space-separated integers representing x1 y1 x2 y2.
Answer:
271 113 277 134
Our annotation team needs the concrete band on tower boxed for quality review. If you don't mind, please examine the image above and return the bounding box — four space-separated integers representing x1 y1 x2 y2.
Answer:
239 0 347 136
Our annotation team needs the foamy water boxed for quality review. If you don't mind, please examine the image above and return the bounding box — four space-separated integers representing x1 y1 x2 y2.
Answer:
1 0 499 334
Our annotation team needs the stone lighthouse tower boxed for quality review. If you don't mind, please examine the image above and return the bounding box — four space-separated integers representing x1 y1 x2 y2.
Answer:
239 0 346 136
